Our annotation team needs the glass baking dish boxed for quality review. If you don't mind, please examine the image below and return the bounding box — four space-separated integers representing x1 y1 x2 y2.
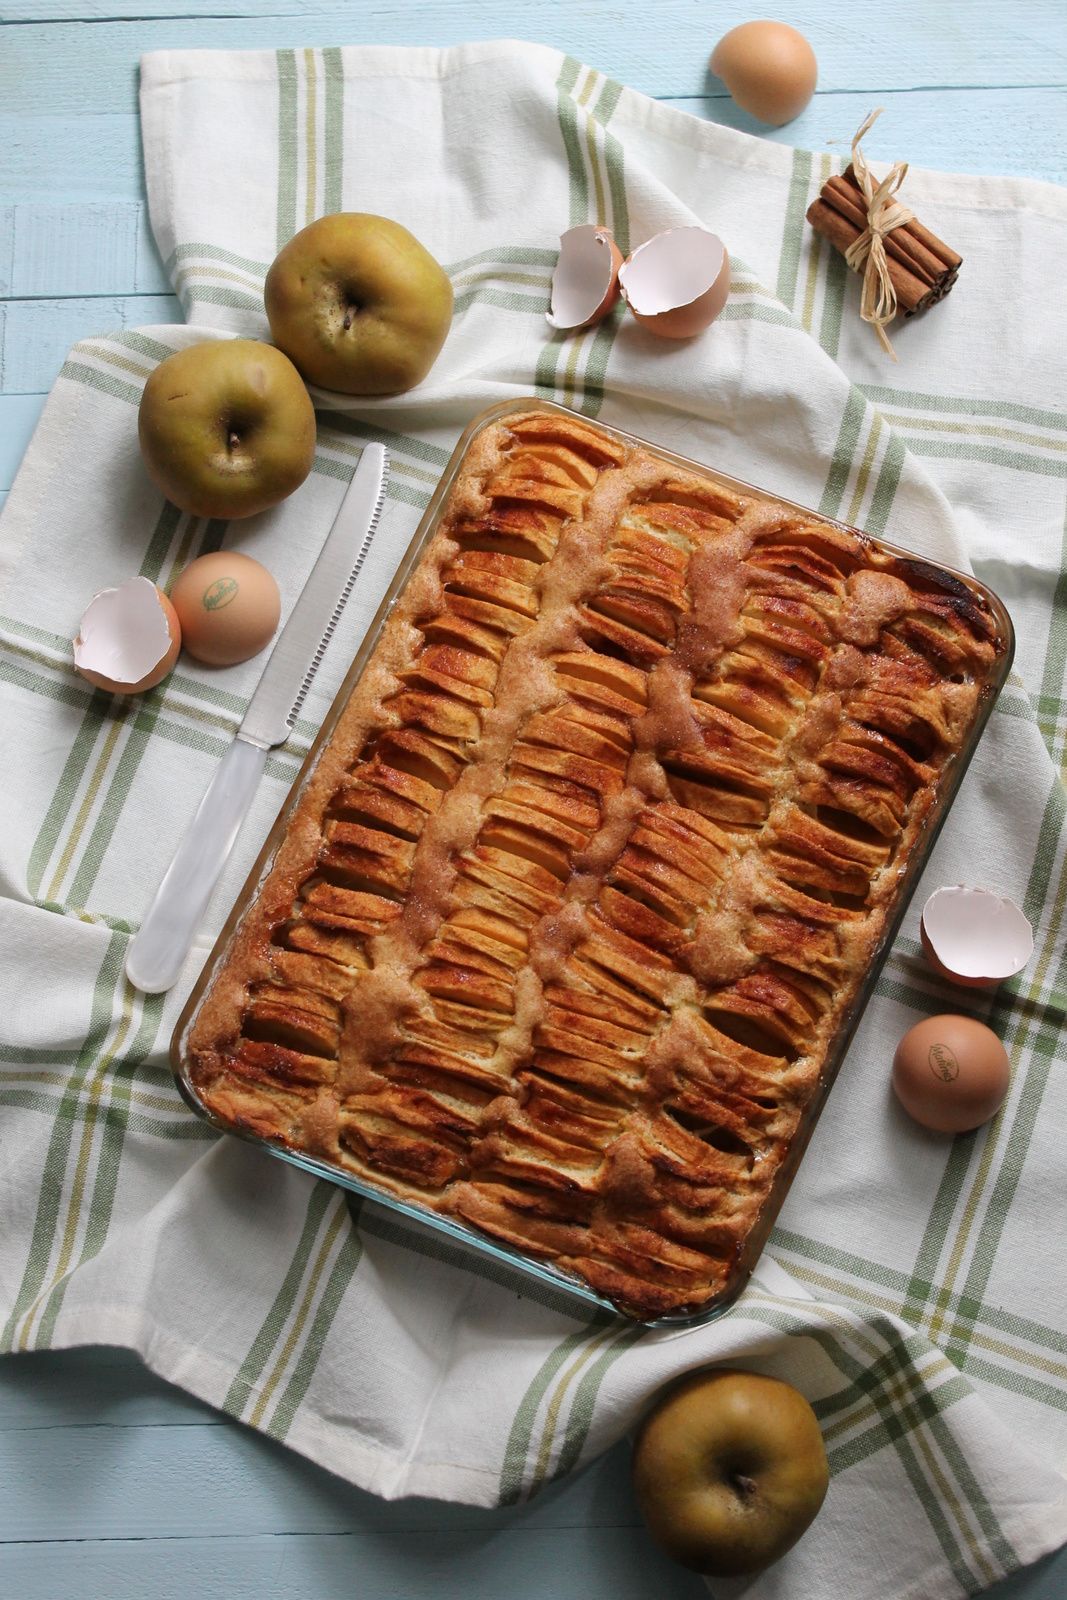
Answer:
171 397 1015 1328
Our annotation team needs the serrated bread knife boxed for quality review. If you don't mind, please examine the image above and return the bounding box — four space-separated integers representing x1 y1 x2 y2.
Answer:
125 443 388 994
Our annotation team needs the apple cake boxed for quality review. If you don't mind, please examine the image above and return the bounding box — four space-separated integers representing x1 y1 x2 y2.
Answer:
185 405 1004 1319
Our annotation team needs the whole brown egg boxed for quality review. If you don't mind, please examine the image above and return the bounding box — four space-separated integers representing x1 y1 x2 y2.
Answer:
710 22 818 127
170 551 281 668
892 1015 1011 1134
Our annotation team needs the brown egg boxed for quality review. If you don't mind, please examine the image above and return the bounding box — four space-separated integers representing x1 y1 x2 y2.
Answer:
170 551 280 667
892 1015 1011 1134
710 22 818 127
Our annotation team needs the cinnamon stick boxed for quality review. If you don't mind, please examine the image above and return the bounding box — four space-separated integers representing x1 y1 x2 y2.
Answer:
842 166 962 273
807 166 962 320
805 199 935 316
826 175 943 286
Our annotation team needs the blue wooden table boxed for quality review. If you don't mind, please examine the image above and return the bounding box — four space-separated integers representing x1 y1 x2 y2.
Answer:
2 3 1066 1595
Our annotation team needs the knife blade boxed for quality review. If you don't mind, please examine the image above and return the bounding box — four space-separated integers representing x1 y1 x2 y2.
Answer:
124 443 388 994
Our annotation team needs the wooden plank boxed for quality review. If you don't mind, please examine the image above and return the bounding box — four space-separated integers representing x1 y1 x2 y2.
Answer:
3 4 1064 118
0 1349 216 1431
1 1352 1066 1599
0 396 45 490
0 110 174 290
0 212 11 296
1 1406 647 1540
0 203 141 298
0 293 180 394
10 0 369 11
0 200 169 299
0 1526 706 1600
2 113 149 200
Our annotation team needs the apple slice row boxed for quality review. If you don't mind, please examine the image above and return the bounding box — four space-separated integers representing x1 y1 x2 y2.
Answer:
216 422 624 1182
578 506 694 666
441 495 943 1316
345 664 640 1189
322 540 654 1190
327 439 624 1190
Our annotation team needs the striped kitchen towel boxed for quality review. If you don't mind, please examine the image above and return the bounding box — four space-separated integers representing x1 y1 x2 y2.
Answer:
2 40 1066 1600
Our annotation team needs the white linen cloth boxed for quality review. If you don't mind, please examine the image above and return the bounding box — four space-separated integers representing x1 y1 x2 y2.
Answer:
1 40 1066 1600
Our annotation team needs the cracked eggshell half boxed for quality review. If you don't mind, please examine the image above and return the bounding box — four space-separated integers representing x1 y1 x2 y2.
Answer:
73 575 181 695
546 225 624 331
618 228 730 339
920 885 1034 989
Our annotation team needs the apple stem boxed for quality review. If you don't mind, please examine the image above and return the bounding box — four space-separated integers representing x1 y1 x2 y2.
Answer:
343 306 358 331
227 430 240 452
732 1474 759 1499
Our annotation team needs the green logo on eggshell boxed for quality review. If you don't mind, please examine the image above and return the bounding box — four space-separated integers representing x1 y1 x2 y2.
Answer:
929 1043 959 1082
202 577 239 611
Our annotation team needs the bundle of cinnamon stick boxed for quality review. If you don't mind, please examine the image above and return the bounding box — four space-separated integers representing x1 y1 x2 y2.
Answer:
807 165 962 317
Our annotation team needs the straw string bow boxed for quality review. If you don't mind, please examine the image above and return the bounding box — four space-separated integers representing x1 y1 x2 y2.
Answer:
842 108 914 359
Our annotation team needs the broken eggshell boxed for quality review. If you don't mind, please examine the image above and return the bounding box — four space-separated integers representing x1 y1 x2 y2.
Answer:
618 227 730 339
920 885 1034 989
73 575 181 695
546 225 624 331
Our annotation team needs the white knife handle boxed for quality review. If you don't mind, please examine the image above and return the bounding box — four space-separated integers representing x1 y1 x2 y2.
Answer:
124 737 268 994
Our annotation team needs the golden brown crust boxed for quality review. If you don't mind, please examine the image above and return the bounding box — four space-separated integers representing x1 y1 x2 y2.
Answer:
186 407 1004 1319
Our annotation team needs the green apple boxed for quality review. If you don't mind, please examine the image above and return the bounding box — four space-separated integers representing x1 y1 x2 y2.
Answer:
632 1368 829 1576
264 213 453 395
137 339 316 520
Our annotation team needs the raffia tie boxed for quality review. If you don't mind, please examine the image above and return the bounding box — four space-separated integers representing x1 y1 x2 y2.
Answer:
842 108 914 359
